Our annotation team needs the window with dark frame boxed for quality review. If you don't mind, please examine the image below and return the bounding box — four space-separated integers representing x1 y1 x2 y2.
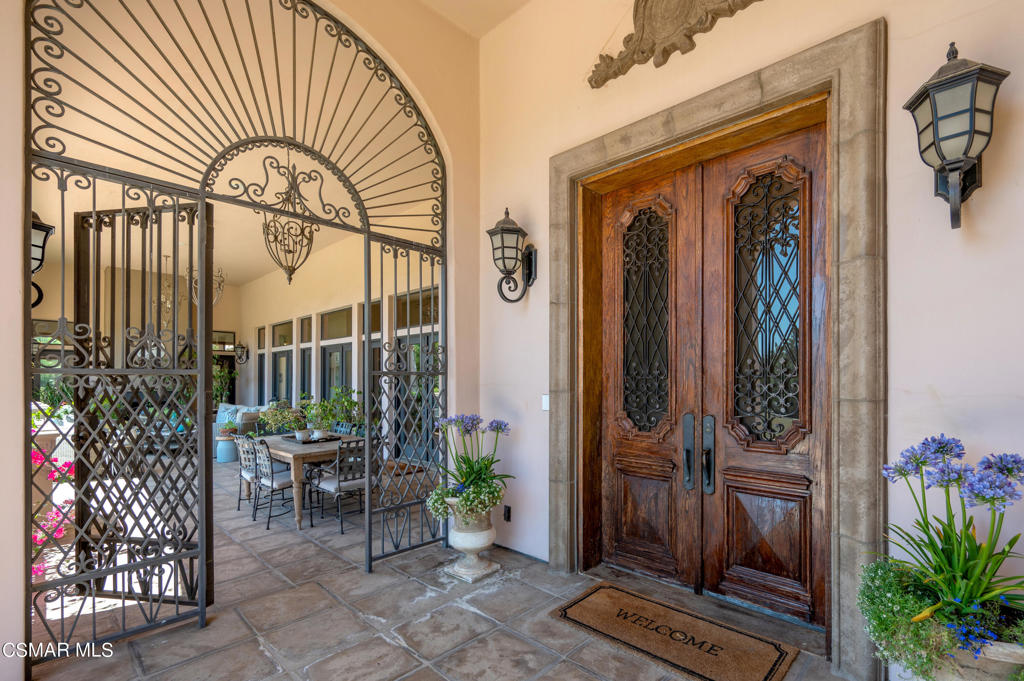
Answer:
272 321 293 347
212 330 236 351
272 349 293 403
299 347 312 397
320 342 352 397
395 287 440 330
320 307 352 340
257 353 266 404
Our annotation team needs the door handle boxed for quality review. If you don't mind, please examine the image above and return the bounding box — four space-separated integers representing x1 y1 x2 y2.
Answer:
682 413 695 490
701 415 715 494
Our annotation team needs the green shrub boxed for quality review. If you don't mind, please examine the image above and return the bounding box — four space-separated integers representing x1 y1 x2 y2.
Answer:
857 559 955 680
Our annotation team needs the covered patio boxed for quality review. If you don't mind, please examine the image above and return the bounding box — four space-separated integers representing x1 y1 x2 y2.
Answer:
33 460 839 681
6 0 1024 680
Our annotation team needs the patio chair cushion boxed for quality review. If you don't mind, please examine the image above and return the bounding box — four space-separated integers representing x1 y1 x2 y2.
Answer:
312 475 365 494
239 468 255 482
259 475 293 490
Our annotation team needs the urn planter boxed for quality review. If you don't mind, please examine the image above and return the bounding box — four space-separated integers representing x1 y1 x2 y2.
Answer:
934 642 1024 681
443 498 499 582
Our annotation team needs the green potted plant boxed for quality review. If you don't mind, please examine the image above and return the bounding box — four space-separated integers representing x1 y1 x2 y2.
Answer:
258 400 304 435
211 361 237 406
330 385 364 425
427 415 514 582
305 400 337 440
219 419 237 436
858 435 1024 680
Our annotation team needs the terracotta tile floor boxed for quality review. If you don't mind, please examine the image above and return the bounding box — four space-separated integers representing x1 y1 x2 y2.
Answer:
33 462 846 681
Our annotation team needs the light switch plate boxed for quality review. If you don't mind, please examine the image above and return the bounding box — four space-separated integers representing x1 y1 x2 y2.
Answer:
541 394 550 411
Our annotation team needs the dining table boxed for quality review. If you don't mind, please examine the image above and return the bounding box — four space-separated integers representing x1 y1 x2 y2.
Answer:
259 433 363 530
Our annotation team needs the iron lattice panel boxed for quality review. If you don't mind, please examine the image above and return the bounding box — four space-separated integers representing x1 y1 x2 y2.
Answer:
732 172 802 442
622 207 670 432
366 242 446 561
28 163 208 659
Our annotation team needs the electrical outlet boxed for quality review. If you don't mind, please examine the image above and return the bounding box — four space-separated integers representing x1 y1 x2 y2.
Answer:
503 505 511 522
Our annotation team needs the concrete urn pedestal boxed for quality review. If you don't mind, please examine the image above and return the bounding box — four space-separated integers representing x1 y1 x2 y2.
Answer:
443 498 499 583
934 642 1024 681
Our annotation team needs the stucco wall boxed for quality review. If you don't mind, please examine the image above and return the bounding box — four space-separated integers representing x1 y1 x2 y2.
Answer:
319 0 481 418
0 1 24 677
478 0 1024 562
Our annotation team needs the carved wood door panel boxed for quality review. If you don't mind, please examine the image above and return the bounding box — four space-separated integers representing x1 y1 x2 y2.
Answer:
701 124 829 625
599 123 829 626
600 168 702 586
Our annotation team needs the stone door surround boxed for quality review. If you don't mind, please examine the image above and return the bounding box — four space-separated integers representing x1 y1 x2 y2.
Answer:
548 19 886 681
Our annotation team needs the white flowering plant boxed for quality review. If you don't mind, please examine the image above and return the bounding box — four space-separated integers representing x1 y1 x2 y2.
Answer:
427 414 514 519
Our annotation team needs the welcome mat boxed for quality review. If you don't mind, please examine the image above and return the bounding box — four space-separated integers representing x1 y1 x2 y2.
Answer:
552 583 798 681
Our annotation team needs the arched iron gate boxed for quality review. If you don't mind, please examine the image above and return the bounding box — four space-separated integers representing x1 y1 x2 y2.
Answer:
26 0 448 665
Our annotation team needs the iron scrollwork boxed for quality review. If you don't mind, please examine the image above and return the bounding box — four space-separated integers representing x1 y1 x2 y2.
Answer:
729 156 810 453
621 200 672 434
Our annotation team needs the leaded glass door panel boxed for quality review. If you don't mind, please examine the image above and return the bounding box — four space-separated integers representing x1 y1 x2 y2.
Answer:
701 124 829 626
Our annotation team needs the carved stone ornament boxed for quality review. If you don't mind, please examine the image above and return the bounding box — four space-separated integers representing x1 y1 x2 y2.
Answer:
589 0 764 88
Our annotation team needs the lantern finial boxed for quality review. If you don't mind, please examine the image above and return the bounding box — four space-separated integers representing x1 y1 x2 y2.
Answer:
946 42 958 62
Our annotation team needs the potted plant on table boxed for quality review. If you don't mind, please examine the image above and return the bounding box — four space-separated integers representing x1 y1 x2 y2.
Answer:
305 399 337 441
858 435 1024 680
219 419 237 436
427 414 514 582
259 400 306 438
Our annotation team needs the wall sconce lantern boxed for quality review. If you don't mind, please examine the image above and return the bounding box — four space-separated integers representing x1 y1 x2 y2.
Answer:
234 343 250 365
30 212 55 308
904 42 1010 229
487 208 537 303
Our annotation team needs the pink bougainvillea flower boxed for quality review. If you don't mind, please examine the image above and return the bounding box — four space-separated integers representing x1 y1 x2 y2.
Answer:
31 564 45 576
31 450 46 466
52 527 65 540
31 533 46 546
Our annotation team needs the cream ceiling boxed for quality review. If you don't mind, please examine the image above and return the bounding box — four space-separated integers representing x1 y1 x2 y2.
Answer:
415 0 532 38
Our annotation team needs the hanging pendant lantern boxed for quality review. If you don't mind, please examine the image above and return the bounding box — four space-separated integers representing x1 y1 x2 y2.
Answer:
262 162 320 284
188 265 224 306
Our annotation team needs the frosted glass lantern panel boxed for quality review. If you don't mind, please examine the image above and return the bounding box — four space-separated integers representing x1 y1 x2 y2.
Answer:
934 82 973 115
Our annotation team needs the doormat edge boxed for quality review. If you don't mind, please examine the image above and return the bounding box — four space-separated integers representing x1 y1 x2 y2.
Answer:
550 582 800 681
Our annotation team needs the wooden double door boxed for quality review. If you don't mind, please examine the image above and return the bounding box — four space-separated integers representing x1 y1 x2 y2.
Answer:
599 124 830 626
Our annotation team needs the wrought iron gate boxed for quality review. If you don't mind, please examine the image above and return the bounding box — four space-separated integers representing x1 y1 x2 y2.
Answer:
364 238 447 565
27 163 213 656
26 0 448 659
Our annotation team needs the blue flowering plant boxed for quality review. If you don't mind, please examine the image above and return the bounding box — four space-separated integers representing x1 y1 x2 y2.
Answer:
426 414 515 519
858 434 1024 677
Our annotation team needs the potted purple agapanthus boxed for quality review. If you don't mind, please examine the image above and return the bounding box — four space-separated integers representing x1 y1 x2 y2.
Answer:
427 414 514 582
857 435 1024 680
